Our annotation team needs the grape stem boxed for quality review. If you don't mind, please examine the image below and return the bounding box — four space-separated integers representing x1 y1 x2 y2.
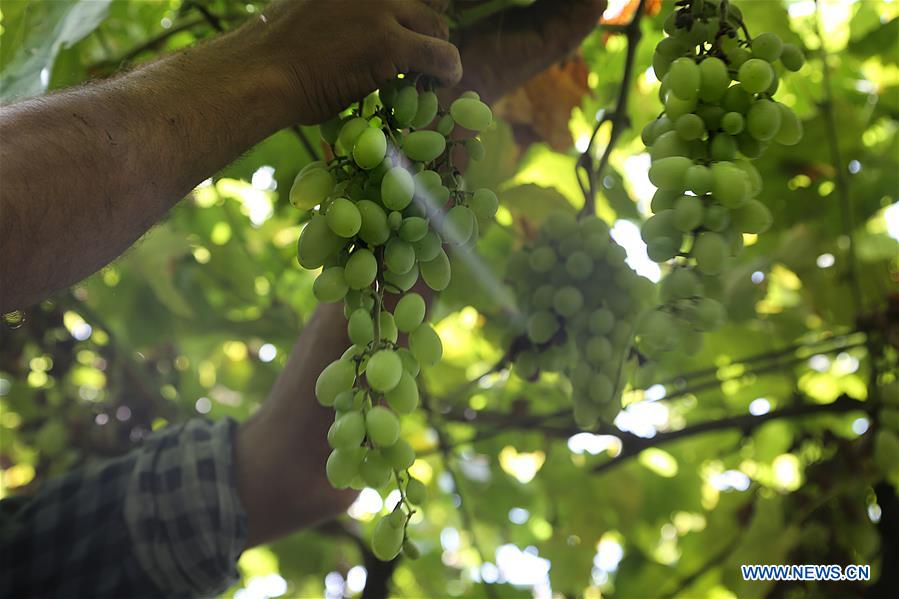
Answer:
392 469 415 519
577 0 646 217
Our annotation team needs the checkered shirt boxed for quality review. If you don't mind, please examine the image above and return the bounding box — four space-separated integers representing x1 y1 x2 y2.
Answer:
0 418 247 598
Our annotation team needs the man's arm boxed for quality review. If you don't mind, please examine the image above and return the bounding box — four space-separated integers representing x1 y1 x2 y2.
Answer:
234 302 355 547
0 0 459 312
231 0 608 547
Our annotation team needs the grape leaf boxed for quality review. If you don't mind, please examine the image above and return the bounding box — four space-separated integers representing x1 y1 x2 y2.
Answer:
0 0 112 101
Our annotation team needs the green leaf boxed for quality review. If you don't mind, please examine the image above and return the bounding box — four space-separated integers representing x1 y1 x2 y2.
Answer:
128 225 194 318
0 0 112 101
848 18 898 65
500 183 573 229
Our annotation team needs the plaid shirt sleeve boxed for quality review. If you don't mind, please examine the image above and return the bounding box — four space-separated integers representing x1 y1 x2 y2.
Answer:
0 418 248 599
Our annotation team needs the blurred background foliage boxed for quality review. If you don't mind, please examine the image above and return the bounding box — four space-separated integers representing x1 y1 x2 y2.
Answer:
1 0 898 597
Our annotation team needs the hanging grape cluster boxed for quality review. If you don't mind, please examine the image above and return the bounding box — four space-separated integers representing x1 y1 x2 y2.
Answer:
289 77 498 561
505 212 655 429
638 0 805 358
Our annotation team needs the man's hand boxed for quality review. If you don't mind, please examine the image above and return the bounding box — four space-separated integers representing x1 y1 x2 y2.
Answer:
451 0 607 103
256 0 461 125
0 0 462 312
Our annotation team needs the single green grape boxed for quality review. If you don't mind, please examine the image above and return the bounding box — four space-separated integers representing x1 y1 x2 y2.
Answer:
721 112 744 135
381 438 416 470
353 127 387 170
774 103 803 146
672 195 704 232
313 267 349 303
649 156 692 191
382 167 415 211
693 231 728 275
357 199 391 245
730 199 773 234
675 114 705 141
379 311 399 343
289 166 334 211
366 350 403 393
344 248 378 289
779 43 805 71
326 447 364 489
444 205 475 246
348 309 374 346
412 90 438 129
385 238 416 275
450 97 493 132
685 165 713 195
328 412 366 449
414 231 443 262
403 130 447 163
463 139 485 163
326 198 362 238
527 310 559 344
751 32 783 63
552 286 584 318
399 217 429 242
315 359 356 406
371 515 405 561
366 405 401 446
698 56 730 102
471 188 499 219
385 371 420 414
660 267 701 302
420 248 451 291
409 323 443 366
405 477 427 504
668 57 700 100
747 100 782 141
394 293 426 333
392 85 419 126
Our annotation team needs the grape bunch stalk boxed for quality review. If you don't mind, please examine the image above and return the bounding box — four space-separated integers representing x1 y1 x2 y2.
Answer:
638 0 805 358
505 211 656 429
289 77 498 561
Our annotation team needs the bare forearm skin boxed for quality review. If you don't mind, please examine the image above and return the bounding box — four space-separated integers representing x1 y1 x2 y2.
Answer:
0 24 291 312
234 302 356 547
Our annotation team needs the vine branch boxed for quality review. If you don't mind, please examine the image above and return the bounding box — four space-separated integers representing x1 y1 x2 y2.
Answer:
651 330 866 389
292 126 321 162
430 394 867 478
434 330 867 424
88 14 243 71
590 394 867 473
577 0 646 216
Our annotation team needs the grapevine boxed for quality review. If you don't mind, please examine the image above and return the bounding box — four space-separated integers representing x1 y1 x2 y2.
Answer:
289 77 497 561
638 0 805 358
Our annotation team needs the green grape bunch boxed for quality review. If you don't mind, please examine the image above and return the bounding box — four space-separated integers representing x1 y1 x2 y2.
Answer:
505 211 656 429
289 77 498 561
638 0 805 358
